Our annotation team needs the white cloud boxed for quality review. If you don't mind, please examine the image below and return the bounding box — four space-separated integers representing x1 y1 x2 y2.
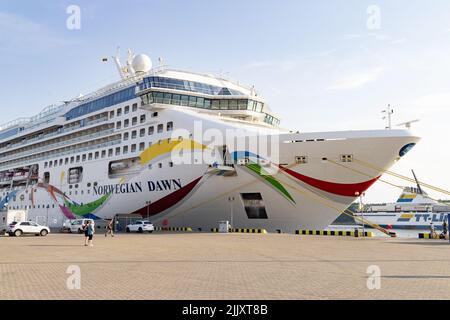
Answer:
317 49 337 57
410 92 450 114
368 33 391 41
242 58 300 72
242 61 273 69
0 12 75 53
343 33 391 41
0 12 42 33
328 67 383 91
343 34 362 40
389 38 407 45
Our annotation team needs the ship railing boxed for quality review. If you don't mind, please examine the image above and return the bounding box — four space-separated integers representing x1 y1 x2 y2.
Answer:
0 130 116 164
0 117 109 153
85 116 109 126
1 139 121 169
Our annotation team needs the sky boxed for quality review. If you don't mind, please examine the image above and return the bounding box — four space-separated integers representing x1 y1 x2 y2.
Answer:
0 0 449 203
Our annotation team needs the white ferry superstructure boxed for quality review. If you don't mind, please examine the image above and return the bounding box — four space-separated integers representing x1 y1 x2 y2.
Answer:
0 53 420 233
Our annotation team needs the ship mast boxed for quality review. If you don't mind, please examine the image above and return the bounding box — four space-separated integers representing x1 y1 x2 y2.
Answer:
382 104 394 129
411 170 423 195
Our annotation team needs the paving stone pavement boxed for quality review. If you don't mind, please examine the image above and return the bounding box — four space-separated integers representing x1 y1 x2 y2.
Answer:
0 232 450 300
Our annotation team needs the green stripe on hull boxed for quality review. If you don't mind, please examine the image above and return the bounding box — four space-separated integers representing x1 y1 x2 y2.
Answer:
246 163 295 203
64 194 111 216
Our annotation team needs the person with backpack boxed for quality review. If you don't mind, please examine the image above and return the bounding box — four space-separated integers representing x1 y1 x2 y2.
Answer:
84 220 95 247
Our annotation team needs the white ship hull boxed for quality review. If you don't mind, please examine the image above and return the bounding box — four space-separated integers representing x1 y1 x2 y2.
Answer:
0 121 418 233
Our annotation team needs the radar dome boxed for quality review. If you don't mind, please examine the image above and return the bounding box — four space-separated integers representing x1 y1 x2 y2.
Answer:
132 54 152 73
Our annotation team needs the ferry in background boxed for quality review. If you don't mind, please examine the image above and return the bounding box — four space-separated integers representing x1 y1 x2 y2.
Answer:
355 172 450 230
0 50 420 233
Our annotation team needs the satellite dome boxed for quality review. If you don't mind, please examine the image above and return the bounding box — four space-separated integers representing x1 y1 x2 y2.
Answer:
132 54 152 73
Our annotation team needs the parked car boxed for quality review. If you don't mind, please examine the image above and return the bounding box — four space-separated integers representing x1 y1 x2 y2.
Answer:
61 219 74 233
7 221 50 237
69 219 94 234
126 220 154 233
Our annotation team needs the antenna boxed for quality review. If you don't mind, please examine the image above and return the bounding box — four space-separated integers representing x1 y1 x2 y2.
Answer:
126 49 136 76
411 170 423 195
397 119 420 130
381 104 394 129
112 47 126 79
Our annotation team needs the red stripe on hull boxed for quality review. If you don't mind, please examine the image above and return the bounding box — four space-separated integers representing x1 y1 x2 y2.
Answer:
132 177 202 217
280 166 379 197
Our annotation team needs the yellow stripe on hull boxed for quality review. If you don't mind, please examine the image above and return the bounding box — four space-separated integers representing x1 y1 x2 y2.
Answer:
140 139 208 165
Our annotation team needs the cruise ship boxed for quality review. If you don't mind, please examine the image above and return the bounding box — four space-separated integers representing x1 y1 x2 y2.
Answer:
0 52 420 233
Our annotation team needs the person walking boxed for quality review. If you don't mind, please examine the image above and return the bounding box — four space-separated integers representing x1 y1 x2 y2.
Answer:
430 222 436 239
84 220 95 247
442 219 448 239
105 219 114 237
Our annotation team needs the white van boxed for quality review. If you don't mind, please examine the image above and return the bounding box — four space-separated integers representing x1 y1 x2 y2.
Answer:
69 219 94 234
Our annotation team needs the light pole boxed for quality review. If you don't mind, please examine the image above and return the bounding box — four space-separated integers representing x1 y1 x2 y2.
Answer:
46 205 50 226
228 196 235 231
356 192 365 237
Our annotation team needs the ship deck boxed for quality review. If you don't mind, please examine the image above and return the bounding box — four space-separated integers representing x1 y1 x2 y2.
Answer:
1 232 449 299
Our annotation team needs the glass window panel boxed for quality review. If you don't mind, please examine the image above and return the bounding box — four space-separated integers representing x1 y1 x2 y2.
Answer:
180 95 189 106
256 102 263 112
211 100 220 109
155 92 164 103
188 96 197 107
172 94 181 105
196 97 204 108
228 100 238 110
220 100 229 110
204 99 211 109
163 93 172 104
239 100 247 110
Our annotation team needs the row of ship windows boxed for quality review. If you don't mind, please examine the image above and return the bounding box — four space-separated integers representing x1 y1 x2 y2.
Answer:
1 100 141 151
142 91 264 112
44 142 147 168
43 121 174 169
140 76 244 96
5 101 142 151
294 154 353 164
116 119 172 134
115 114 146 129
109 103 139 118
141 92 280 126
1 111 151 164
7 204 57 210
65 87 136 121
